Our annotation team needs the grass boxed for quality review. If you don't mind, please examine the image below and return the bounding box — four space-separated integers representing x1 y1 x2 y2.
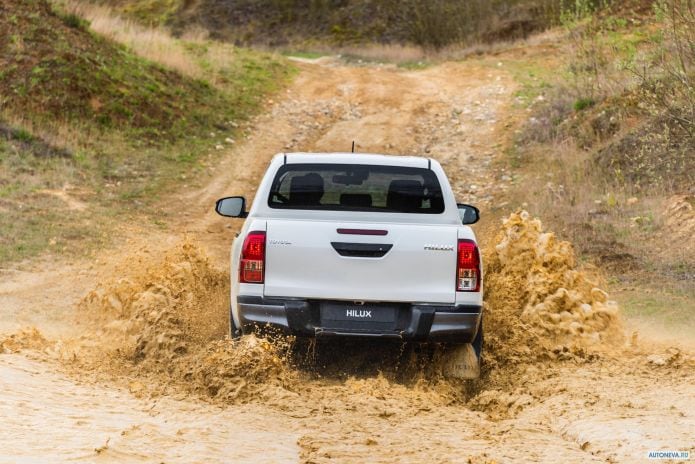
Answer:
277 43 432 68
4 0 293 140
0 0 294 266
573 97 595 111
614 287 695 336
282 50 327 60
102 0 183 27
396 60 430 70
503 59 558 108
67 0 203 77
284 36 561 71
0 133 104 263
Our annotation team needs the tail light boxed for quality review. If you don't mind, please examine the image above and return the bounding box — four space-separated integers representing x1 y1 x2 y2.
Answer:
240 231 266 283
457 239 480 292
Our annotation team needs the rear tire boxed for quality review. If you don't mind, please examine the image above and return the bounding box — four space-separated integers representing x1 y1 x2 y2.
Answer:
472 314 483 360
229 309 242 339
441 315 483 380
441 343 480 380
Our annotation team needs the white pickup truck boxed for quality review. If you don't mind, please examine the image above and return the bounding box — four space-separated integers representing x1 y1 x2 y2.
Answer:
215 153 484 363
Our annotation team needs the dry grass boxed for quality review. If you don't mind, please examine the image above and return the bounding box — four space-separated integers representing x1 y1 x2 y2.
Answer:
337 44 428 63
177 0 593 49
504 1 695 332
0 109 98 155
59 1 202 77
56 0 271 88
282 31 559 69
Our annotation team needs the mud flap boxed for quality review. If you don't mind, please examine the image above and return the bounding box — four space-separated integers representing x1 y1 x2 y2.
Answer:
441 343 480 380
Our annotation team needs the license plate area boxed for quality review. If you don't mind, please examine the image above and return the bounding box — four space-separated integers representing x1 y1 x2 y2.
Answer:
320 302 398 331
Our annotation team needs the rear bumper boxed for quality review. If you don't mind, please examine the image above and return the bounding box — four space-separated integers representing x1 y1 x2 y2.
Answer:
236 295 482 343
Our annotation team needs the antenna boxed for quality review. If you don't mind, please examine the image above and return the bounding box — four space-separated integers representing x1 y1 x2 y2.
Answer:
351 141 355 153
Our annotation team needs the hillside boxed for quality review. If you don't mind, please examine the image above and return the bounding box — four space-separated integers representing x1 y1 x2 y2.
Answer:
0 0 291 140
503 0 694 330
0 0 293 264
98 0 612 49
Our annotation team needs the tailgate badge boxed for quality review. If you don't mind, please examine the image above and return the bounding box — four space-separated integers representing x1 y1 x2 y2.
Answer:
346 309 372 318
269 239 292 245
424 244 454 251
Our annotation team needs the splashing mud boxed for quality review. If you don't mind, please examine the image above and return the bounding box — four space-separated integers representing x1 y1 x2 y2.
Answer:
0 328 51 354
0 211 632 421
3 212 626 407
2 212 693 463
469 211 624 416
74 239 299 403
57 211 625 411
78 239 229 353
483 210 622 358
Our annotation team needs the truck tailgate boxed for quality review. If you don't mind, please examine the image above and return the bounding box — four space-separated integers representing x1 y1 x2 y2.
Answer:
264 220 457 303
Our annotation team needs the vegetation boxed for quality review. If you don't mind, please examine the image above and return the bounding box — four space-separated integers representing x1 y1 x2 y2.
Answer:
98 0 615 49
506 0 694 327
0 0 294 264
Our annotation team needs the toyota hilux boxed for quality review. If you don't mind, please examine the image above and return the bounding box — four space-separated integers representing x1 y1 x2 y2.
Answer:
215 153 483 375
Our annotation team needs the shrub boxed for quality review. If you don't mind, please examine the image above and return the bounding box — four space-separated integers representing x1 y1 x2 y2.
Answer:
634 0 694 136
59 12 90 30
574 97 596 111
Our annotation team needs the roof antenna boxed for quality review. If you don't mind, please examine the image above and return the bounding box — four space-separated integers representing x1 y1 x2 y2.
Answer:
351 141 355 153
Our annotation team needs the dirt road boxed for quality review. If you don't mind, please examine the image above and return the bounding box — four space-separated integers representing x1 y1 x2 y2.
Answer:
1 57 693 464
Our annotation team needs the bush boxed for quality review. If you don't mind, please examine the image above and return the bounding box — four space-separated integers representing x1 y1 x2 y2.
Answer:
634 0 695 136
574 97 596 111
59 12 90 30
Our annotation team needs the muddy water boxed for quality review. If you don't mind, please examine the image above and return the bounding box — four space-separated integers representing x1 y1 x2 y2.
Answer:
0 354 300 463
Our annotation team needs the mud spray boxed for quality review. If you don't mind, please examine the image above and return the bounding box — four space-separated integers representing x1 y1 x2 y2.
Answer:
481 211 622 372
1 212 624 411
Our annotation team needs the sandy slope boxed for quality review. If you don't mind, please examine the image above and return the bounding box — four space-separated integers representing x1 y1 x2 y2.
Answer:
1 57 693 464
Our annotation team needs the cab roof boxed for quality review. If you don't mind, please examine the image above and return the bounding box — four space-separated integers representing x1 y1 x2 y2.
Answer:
277 152 432 168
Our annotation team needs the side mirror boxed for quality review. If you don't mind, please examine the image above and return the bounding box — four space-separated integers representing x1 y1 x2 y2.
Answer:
457 203 480 225
215 196 247 218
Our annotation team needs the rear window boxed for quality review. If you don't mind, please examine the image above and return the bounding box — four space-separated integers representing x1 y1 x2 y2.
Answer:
267 163 444 214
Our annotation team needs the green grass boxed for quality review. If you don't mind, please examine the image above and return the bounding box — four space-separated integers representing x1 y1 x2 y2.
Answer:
282 50 327 59
0 136 104 264
5 4 227 140
616 289 695 329
120 0 183 26
501 59 557 108
573 97 595 111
